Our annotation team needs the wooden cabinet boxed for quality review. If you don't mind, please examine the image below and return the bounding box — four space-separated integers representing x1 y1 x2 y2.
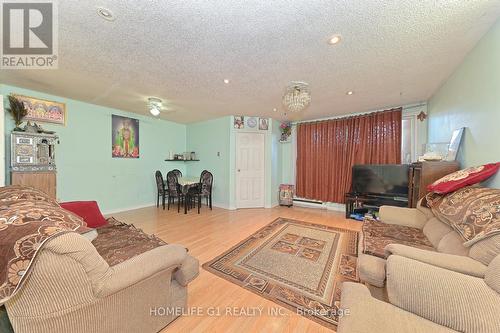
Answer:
11 172 57 199
408 161 459 207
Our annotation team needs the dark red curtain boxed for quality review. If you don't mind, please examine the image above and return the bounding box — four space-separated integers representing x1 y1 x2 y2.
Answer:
296 108 402 203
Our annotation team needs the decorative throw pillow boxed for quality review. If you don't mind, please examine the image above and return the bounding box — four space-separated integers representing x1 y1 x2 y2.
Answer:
427 163 500 194
60 201 108 228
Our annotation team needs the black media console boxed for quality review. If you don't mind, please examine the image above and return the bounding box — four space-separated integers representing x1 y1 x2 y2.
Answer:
345 192 408 219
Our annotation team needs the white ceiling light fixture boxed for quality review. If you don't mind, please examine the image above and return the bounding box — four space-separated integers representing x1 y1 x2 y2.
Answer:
97 7 115 21
223 79 230 84
273 108 277 112
282 81 311 113
328 34 342 45
148 97 162 116
346 90 354 95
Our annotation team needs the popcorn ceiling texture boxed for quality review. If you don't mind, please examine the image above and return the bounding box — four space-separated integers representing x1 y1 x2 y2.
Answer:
1 1 499 123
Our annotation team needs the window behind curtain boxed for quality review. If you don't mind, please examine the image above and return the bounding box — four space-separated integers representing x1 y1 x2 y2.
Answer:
295 108 402 204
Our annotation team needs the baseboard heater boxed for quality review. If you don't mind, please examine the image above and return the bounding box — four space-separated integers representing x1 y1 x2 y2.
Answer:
293 198 323 205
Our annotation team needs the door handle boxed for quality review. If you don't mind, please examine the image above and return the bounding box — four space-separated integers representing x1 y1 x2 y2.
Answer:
237 169 241 172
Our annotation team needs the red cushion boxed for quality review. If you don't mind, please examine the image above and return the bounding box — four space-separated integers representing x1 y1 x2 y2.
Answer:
60 201 108 228
427 162 500 194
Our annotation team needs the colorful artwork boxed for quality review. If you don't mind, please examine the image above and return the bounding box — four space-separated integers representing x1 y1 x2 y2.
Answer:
112 115 139 158
234 116 244 129
15 95 66 125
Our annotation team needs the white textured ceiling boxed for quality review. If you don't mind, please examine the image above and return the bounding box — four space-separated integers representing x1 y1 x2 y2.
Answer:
1 0 500 123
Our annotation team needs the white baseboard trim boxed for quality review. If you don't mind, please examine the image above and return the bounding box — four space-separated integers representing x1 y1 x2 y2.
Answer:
103 203 155 215
212 202 235 210
292 200 345 212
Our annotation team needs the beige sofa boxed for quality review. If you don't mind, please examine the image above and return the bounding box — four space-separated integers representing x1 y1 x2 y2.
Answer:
358 200 499 287
4 232 199 333
338 254 500 333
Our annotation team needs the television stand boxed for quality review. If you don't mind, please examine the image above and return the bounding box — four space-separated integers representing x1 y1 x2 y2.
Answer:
345 192 408 219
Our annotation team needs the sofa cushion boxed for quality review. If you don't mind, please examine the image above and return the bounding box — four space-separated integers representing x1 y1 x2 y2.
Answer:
485 255 500 293
357 253 386 288
426 186 500 246
423 217 453 248
362 219 435 259
469 235 500 265
437 231 469 256
0 185 59 207
427 163 500 194
92 218 166 266
417 199 435 219
60 201 108 228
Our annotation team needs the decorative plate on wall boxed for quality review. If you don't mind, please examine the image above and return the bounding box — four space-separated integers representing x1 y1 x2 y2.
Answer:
246 117 258 128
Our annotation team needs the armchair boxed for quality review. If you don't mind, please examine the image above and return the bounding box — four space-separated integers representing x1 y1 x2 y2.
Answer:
338 254 500 333
4 233 199 333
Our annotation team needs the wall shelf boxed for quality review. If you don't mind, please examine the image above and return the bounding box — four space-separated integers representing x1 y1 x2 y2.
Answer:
165 159 200 162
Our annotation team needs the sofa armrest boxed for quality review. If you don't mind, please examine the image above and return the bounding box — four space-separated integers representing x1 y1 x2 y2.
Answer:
379 206 427 229
385 244 487 278
173 255 199 286
386 255 500 333
97 244 188 297
337 282 455 333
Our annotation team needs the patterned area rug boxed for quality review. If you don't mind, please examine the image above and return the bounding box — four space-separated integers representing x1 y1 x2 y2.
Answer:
202 217 359 329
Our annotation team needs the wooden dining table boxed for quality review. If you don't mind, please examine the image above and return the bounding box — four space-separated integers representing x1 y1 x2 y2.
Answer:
177 176 200 214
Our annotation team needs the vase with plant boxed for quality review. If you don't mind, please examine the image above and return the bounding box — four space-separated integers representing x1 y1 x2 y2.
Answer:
280 122 292 142
7 95 28 131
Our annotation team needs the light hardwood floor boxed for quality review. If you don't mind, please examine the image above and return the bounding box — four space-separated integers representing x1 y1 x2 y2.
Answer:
112 204 363 333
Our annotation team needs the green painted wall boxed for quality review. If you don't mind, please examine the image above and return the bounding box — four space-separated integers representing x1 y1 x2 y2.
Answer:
186 116 231 208
1 84 187 213
188 116 281 209
428 20 500 188
271 119 283 206
281 124 295 184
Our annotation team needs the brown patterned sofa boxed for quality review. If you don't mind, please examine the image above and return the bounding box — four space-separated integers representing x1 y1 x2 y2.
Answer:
1 186 199 333
358 188 500 288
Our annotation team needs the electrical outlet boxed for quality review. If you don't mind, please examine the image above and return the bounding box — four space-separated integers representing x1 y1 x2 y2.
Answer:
217 152 221 157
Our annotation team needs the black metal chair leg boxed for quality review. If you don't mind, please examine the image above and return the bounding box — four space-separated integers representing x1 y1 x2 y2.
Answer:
198 195 201 214
162 194 165 210
157 193 159 208
209 194 212 210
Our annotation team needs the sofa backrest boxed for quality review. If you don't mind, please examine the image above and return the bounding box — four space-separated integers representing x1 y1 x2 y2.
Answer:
418 200 470 256
420 204 500 261
469 235 500 266
485 254 500 294
6 233 110 317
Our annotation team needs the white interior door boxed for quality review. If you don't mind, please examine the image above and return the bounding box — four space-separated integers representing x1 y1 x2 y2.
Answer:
236 132 265 208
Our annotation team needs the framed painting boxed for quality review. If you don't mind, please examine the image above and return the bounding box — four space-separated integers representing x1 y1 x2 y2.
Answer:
445 127 465 161
112 115 140 158
14 95 66 125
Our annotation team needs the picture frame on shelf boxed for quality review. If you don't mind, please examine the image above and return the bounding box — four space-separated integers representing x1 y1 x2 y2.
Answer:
445 127 465 161
234 116 244 129
259 117 269 130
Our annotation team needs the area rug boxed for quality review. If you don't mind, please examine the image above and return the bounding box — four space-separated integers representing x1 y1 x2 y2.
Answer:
202 217 359 329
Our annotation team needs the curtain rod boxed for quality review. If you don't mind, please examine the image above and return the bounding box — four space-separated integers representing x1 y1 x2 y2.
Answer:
291 102 426 125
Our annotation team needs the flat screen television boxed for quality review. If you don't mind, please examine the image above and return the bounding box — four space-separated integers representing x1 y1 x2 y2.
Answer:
352 164 409 197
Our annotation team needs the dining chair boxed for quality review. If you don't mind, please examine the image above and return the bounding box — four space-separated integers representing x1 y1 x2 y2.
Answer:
171 169 182 178
189 170 213 214
166 171 184 212
155 170 167 209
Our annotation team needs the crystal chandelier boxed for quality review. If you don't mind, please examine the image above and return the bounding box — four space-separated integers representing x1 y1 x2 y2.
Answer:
282 81 311 113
